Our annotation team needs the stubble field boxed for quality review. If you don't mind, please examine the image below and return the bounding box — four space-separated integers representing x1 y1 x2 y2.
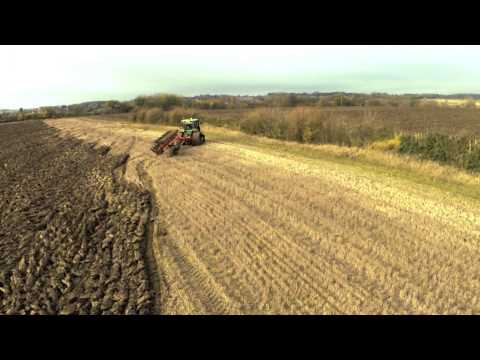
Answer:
44 117 480 314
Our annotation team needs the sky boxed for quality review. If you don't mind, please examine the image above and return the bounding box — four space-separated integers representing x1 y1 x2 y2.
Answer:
1 45 480 109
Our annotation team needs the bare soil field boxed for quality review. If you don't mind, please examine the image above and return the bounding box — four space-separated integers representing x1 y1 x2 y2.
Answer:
0 121 154 314
43 117 480 314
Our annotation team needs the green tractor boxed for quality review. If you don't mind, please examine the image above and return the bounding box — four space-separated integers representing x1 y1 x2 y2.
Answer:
151 118 205 156
180 118 205 146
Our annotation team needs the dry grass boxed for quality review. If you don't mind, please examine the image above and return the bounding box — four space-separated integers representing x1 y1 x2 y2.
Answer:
47 117 480 314
428 98 480 108
202 125 480 193
368 135 401 151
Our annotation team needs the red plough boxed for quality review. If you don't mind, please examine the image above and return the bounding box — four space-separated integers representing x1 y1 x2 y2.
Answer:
151 130 184 156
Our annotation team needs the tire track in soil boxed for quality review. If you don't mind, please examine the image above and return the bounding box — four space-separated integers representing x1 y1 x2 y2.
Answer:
134 158 229 314
140 160 242 314
153 165 339 313
136 161 162 314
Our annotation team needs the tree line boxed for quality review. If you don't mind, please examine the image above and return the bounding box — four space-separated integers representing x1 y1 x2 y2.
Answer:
131 93 479 110
0 101 132 123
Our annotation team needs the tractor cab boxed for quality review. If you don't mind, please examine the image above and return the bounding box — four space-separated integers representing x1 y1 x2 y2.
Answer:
181 118 201 135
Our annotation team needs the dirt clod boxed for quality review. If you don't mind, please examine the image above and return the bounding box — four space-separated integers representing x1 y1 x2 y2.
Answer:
0 121 155 315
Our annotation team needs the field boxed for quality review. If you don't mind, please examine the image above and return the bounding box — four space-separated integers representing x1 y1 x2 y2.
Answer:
428 98 480 108
0 121 155 314
38 116 480 314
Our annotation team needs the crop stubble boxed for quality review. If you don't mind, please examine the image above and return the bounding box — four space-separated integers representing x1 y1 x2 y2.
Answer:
47 118 480 314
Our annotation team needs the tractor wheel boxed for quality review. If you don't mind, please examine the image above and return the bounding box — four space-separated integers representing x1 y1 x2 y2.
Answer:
169 142 181 156
192 132 204 146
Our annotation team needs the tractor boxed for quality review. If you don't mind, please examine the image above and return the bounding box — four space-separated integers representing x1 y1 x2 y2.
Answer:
151 118 205 156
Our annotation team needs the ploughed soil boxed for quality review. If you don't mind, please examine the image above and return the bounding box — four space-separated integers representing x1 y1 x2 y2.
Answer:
0 121 155 315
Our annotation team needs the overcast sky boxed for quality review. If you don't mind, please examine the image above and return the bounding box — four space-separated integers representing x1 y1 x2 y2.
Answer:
1 45 479 109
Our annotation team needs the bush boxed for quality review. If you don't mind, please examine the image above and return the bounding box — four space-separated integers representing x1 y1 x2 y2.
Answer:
399 133 480 172
399 134 420 154
135 94 184 111
462 149 480 172
366 99 383 107
368 135 401 152
235 107 394 147
464 99 477 109
134 106 198 126
144 108 165 123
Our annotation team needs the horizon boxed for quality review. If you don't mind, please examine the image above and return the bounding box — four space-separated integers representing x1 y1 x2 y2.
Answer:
1 45 480 109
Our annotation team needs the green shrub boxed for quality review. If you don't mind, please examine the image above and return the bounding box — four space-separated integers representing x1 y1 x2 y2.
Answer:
399 133 480 172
